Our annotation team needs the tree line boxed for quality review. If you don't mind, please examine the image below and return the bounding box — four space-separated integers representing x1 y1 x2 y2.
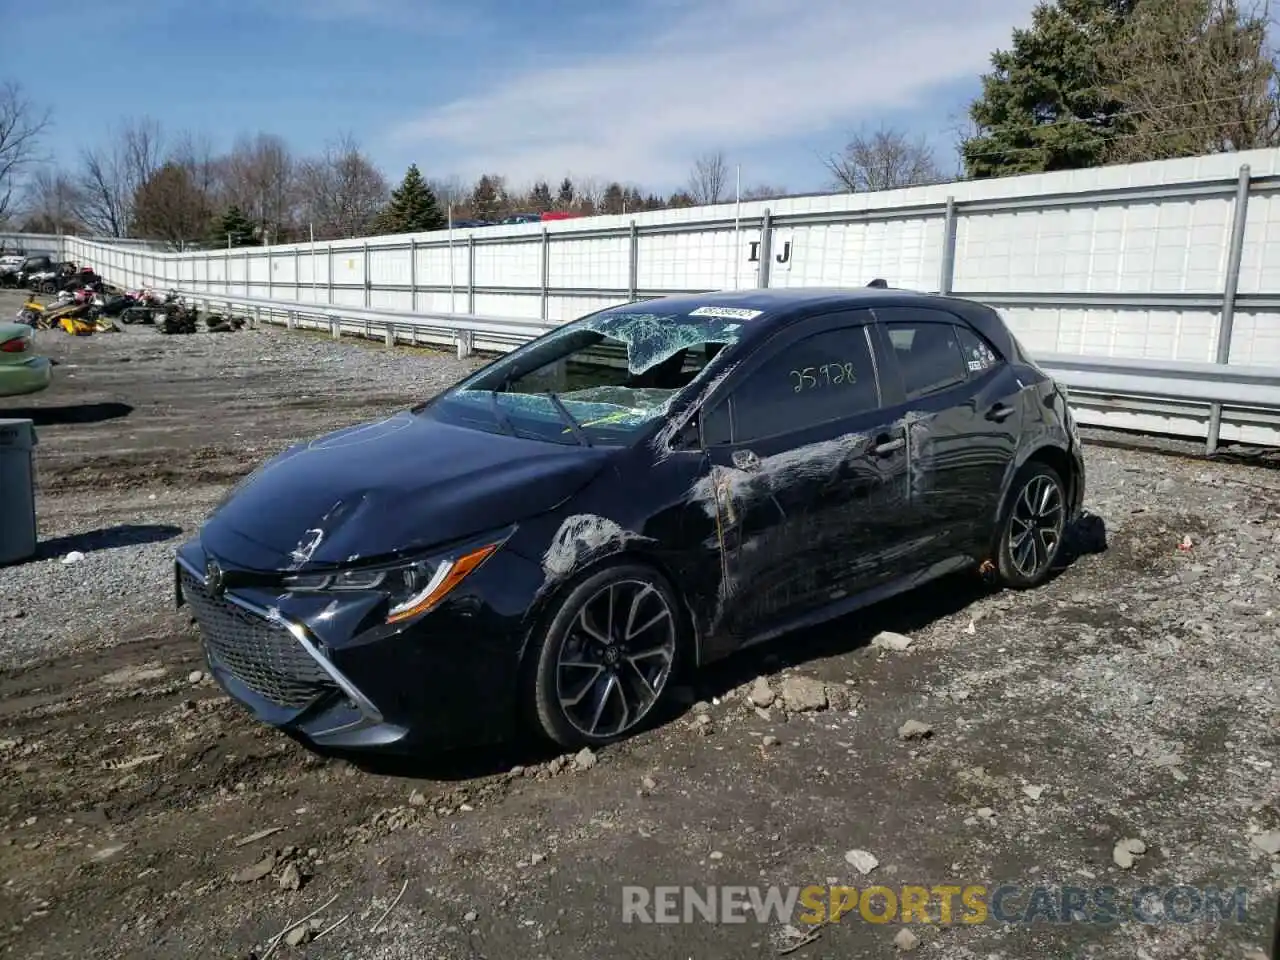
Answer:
0 0 1275 248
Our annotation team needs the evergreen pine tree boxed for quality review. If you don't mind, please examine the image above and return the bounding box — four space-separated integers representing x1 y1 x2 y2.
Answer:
214 205 256 247
530 180 553 212
555 177 575 209
963 0 1138 177
375 164 446 234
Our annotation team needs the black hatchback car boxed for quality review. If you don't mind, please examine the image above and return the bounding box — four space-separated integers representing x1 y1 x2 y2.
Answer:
176 287 1085 754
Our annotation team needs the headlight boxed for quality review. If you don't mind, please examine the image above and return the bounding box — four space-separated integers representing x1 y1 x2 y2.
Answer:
280 537 505 625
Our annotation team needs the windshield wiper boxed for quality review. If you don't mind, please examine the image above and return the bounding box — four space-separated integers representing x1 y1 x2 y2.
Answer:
487 390 518 437
544 391 592 447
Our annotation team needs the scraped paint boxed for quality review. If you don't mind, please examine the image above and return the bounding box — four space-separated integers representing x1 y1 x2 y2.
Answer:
541 514 653 581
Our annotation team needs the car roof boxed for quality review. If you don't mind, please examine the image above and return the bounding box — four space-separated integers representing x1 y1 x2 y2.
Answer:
621 286 978 319
596 286 1019 362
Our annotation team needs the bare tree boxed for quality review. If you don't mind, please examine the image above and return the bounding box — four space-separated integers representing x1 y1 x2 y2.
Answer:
0 82 52 224
171 131 221 202
428 174 467 215
76 148 129 237
687 150 729 205
944 109 982 180
741 183 789 201
296 134 388 239
75 117 165 237
21 168 81 234
825 126 943 192
573 175 605 214
221 133 296 240
1099 0 1280 162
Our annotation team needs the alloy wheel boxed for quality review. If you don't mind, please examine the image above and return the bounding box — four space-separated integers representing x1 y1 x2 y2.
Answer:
555 579 676 739
1007 473 1065 579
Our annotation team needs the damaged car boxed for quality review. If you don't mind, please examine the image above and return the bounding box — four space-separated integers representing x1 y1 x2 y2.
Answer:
176 287 1085 754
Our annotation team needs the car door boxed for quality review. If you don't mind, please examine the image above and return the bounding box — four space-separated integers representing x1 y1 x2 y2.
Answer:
693 310 912 652
870 305 1024 563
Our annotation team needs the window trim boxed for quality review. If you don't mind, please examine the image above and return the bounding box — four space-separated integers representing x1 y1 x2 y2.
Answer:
698 311 883 447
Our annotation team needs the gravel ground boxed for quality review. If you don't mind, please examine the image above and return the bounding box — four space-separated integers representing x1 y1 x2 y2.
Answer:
0 288 1278 959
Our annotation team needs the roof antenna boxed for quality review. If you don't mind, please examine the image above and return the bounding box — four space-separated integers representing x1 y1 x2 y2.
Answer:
867 278 888 288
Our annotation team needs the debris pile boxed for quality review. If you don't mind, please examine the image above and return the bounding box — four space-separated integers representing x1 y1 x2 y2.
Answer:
204 313 249 333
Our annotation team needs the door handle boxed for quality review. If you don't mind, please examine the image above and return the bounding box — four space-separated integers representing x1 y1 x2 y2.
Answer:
986 402 1015 422
869 434 905 456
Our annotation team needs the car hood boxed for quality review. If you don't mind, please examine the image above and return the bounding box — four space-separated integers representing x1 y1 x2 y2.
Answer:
201 410 614 570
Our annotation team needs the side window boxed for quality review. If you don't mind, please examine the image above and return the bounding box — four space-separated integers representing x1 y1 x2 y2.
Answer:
710 325 880 444
880 314 969 399
955 324 1001 374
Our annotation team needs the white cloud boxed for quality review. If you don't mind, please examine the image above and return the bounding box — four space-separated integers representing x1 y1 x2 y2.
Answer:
388 0 1036 189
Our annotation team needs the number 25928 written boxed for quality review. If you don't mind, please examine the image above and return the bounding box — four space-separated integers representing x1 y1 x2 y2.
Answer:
790 363 857 392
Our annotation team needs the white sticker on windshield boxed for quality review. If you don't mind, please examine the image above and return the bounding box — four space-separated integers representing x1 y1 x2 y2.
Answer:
689 306 763 320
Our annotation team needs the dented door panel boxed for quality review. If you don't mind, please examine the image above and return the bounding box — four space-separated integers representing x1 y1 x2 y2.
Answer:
875 369 1023 564
694 412 912 656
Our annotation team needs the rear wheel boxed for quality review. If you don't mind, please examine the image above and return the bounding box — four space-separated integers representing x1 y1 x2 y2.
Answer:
995 461 1067 589
528 563 683 749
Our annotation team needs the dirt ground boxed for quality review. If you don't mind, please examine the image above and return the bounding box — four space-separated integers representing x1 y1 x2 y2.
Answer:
0 289 1278 960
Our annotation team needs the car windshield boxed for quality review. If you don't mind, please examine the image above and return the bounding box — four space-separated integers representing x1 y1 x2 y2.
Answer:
426 305 755 445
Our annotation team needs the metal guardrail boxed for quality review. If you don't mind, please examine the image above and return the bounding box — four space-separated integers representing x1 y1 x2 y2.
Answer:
188 292 554 355
180 291 1280 457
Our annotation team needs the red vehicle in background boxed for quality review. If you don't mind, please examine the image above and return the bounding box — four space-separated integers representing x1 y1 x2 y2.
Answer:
540 211 584 221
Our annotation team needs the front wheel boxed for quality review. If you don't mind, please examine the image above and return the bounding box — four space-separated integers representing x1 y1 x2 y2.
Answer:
995 461 1067 589
528 563 683 749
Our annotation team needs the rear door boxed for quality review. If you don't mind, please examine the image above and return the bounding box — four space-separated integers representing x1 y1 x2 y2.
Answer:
695 310 912 651
870 304 1023 563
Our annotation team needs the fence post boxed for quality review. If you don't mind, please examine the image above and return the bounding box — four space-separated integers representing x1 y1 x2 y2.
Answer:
1206 164 1252 456
267 245 273 300
409 237 418 313
456 330 474 359
628 220 638 300
327 245 334 305
540 228 550 320
294 246 300 301
758 209 773 289
363 242 371 309
467 236 476 314
938 196 957 295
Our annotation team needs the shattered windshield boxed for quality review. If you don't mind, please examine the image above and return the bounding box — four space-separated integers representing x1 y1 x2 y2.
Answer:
428 304 756 445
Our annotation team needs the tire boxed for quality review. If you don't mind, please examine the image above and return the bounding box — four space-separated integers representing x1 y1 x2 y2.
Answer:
995 460 1068 589
528 562 685 749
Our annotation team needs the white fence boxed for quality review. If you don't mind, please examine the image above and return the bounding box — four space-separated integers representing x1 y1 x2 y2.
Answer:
59 147 1280 447
0 231 169 258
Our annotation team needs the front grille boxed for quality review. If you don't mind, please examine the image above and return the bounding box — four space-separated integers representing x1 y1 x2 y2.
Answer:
180 569 336 710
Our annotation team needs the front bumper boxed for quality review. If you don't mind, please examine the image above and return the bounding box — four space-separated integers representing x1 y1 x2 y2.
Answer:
175 539 541 754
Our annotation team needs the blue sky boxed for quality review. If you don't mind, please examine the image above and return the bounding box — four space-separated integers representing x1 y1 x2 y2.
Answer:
8 0 1038 196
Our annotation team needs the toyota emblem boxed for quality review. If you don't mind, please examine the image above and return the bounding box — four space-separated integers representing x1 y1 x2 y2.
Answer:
205 559 227 598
